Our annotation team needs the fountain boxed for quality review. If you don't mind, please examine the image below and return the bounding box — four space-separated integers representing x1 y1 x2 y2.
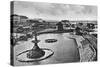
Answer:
27 31 45 59
16 31 54 62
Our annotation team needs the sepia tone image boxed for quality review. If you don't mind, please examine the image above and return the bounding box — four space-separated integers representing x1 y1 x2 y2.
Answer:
10 1 97 66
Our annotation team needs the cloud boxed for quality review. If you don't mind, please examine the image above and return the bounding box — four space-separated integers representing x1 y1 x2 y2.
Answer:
14 1 97 20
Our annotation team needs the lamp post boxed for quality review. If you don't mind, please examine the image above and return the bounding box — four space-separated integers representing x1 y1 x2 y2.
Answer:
31 31 40 50
27 25 45 59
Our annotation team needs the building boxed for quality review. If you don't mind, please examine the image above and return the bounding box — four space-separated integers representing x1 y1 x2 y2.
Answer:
20 15 28 23
11 14 28 23
11 14 28 27
11 14 20 24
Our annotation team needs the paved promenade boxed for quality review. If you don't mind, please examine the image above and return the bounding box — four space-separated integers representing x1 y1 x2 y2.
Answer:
70 34 97 62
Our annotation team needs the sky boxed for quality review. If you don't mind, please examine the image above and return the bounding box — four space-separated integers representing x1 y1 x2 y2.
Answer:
13 1 97 21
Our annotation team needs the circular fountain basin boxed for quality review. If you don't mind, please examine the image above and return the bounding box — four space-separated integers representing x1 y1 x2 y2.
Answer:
45 39 57 43
16 48 54 62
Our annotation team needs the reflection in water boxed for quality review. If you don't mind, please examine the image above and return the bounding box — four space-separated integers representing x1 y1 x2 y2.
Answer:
14 33 80 66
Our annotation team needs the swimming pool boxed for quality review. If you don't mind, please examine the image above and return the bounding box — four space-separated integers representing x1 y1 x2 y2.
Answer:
14 33 80 66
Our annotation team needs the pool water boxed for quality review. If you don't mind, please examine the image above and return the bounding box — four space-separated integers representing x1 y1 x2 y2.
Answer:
14 33 80 66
